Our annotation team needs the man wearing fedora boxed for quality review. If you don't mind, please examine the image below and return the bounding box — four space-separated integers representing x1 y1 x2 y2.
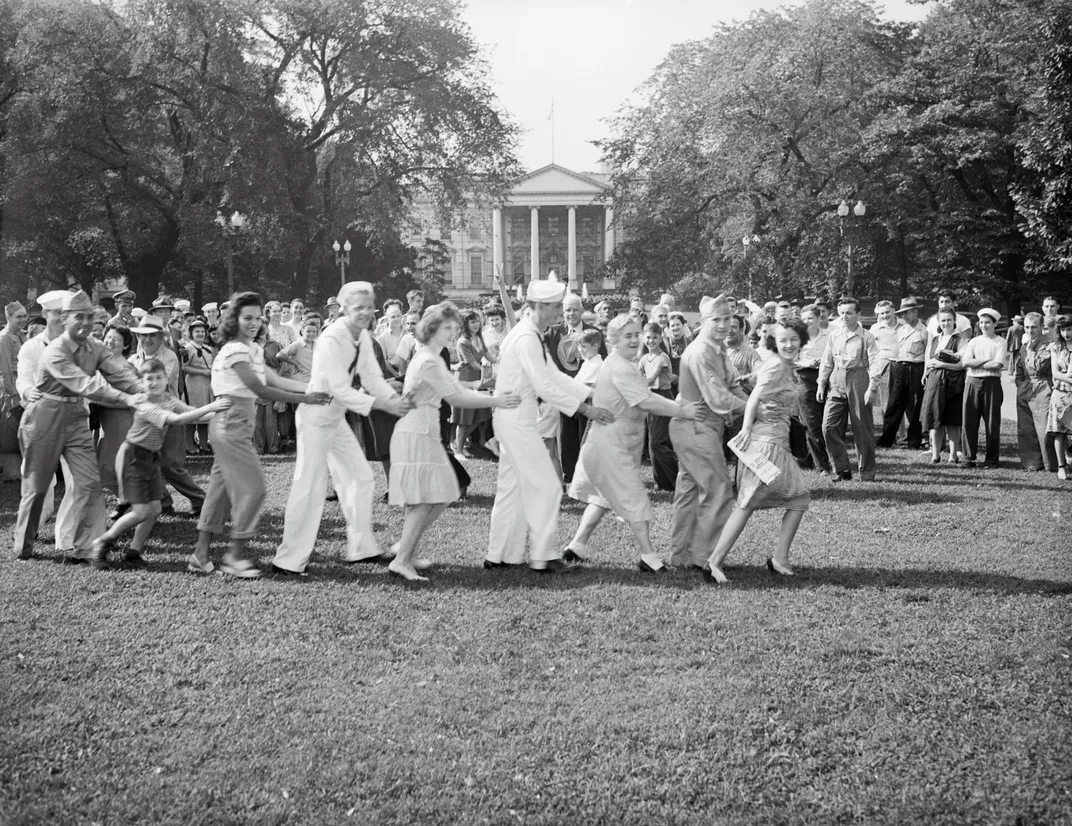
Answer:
129 313 205 517
485 279 613 573
878 297 929 450
13 291 144 563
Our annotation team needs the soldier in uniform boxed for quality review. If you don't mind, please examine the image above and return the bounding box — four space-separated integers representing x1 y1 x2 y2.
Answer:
108 289 136 328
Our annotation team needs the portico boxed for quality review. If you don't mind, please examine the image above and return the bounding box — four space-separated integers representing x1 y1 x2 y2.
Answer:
490 165 615 291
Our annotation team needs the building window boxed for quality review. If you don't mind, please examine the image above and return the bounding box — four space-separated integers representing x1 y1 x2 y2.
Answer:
548 217 560 236
470 254 484 287
469 216 484 241
581 252 594 276
511 217 527 238
581 216 593 236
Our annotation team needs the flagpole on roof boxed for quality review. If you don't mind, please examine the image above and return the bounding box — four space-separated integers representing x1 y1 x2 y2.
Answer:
548 98 555 165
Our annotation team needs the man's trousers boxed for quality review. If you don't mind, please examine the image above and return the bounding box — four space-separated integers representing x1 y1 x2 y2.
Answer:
13 399 106 558
668 419 734 568
272 410 378 573
880 361 925 448
488 404 563 565
1016 380 1057 471
963 376 1003 464
823 367 876 480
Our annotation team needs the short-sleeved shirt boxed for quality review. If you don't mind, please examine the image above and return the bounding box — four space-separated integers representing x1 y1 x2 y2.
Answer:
211 341 265 398
962 334 1007 379
592 352 653 426
638 350 672 391
278 340 314 384
576 355 603 388
126 395 196 451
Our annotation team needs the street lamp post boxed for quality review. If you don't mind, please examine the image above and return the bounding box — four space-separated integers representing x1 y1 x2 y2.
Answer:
837 199 867 295
215 210 246 296
333 239 352 288
741 233 761 301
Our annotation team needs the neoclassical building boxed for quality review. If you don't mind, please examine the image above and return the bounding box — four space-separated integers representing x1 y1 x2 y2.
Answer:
407 164 619 300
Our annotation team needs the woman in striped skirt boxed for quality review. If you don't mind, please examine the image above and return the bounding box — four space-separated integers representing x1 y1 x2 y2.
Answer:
704 318 812 583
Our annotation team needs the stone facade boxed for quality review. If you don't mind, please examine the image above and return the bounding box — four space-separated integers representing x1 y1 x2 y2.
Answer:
406 164 618 300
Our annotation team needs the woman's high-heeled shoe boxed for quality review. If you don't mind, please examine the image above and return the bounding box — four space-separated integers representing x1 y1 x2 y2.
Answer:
766 557 795 577
702 564 728 585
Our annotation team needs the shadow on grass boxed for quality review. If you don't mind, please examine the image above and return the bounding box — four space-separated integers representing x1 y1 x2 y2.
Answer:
809 487 966 505
15 553 1069 598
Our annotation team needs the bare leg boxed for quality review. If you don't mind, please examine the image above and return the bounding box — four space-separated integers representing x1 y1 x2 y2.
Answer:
706 506 753 581
930 428 942 461
381 459 391 487
946 426 962 461
455 424 474 456
567 503 608 559
390 503 447 580
627 519 667 570
771 509 806 570
97 502 154 544
129 501 163 553
1056 435 1068 479
192 530 212 566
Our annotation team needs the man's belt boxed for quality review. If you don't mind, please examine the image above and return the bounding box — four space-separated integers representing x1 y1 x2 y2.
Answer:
39 392 83 403
896 360 924 365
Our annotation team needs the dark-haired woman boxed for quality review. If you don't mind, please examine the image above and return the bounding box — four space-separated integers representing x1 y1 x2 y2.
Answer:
189 293 330 578
183 318 215 454
387 302 520 581
705 318 812 583
452 309 491 458
921 308 967 464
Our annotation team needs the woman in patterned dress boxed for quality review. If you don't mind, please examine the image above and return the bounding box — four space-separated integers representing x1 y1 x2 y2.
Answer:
1048 315 1072 480
563 316 706 574
386 302 520 582
452 309 492 457
704 318 812 583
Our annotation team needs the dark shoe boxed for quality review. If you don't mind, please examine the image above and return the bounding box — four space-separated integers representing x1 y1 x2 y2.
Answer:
189 502 204 520
562 549 585 563
64 554 87 566
109 502 131 522
982 461 999 469
766 557 796 577
270 563 307 578
482 559 502 569
532 558 579 575
964 459 977 468
160 505 176 517
123 553 147 569
16 549 33 561
833 471 852 482
638 559 667 575
326 491 339 502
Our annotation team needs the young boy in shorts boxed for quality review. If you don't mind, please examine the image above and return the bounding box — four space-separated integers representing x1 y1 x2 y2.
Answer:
91 358 230 567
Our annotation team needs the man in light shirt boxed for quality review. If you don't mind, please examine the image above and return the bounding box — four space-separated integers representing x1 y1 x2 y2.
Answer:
878 297 928 449
817 296 883 481
272 282 412 575
961 308 1007 468
869 300 900 429
796 304 831 474
926 291 973 339
546 292 597 484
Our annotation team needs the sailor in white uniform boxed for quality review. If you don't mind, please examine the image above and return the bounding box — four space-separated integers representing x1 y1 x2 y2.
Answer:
485 279 613 573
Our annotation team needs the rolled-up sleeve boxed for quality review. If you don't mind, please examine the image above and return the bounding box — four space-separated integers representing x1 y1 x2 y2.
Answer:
42 343 136 405
696 349 747 416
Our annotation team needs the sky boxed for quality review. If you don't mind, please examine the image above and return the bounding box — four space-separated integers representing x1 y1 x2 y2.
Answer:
462 0 929 175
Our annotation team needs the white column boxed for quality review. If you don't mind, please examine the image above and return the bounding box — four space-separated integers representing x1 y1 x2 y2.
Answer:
567 206 577 291
530 206 540 281
492 208 503 279
603 206 615 265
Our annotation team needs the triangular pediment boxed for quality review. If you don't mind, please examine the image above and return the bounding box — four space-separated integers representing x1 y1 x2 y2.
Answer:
511 164 608 195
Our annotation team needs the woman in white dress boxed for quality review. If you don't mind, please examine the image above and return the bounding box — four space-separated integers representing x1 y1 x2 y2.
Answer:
387 302 520 582
563 316 706 574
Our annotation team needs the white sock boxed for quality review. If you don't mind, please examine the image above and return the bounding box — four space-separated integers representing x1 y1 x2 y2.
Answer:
566 540 587 559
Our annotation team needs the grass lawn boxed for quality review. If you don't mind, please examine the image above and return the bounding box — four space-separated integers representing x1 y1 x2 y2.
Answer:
1 425 1070 825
